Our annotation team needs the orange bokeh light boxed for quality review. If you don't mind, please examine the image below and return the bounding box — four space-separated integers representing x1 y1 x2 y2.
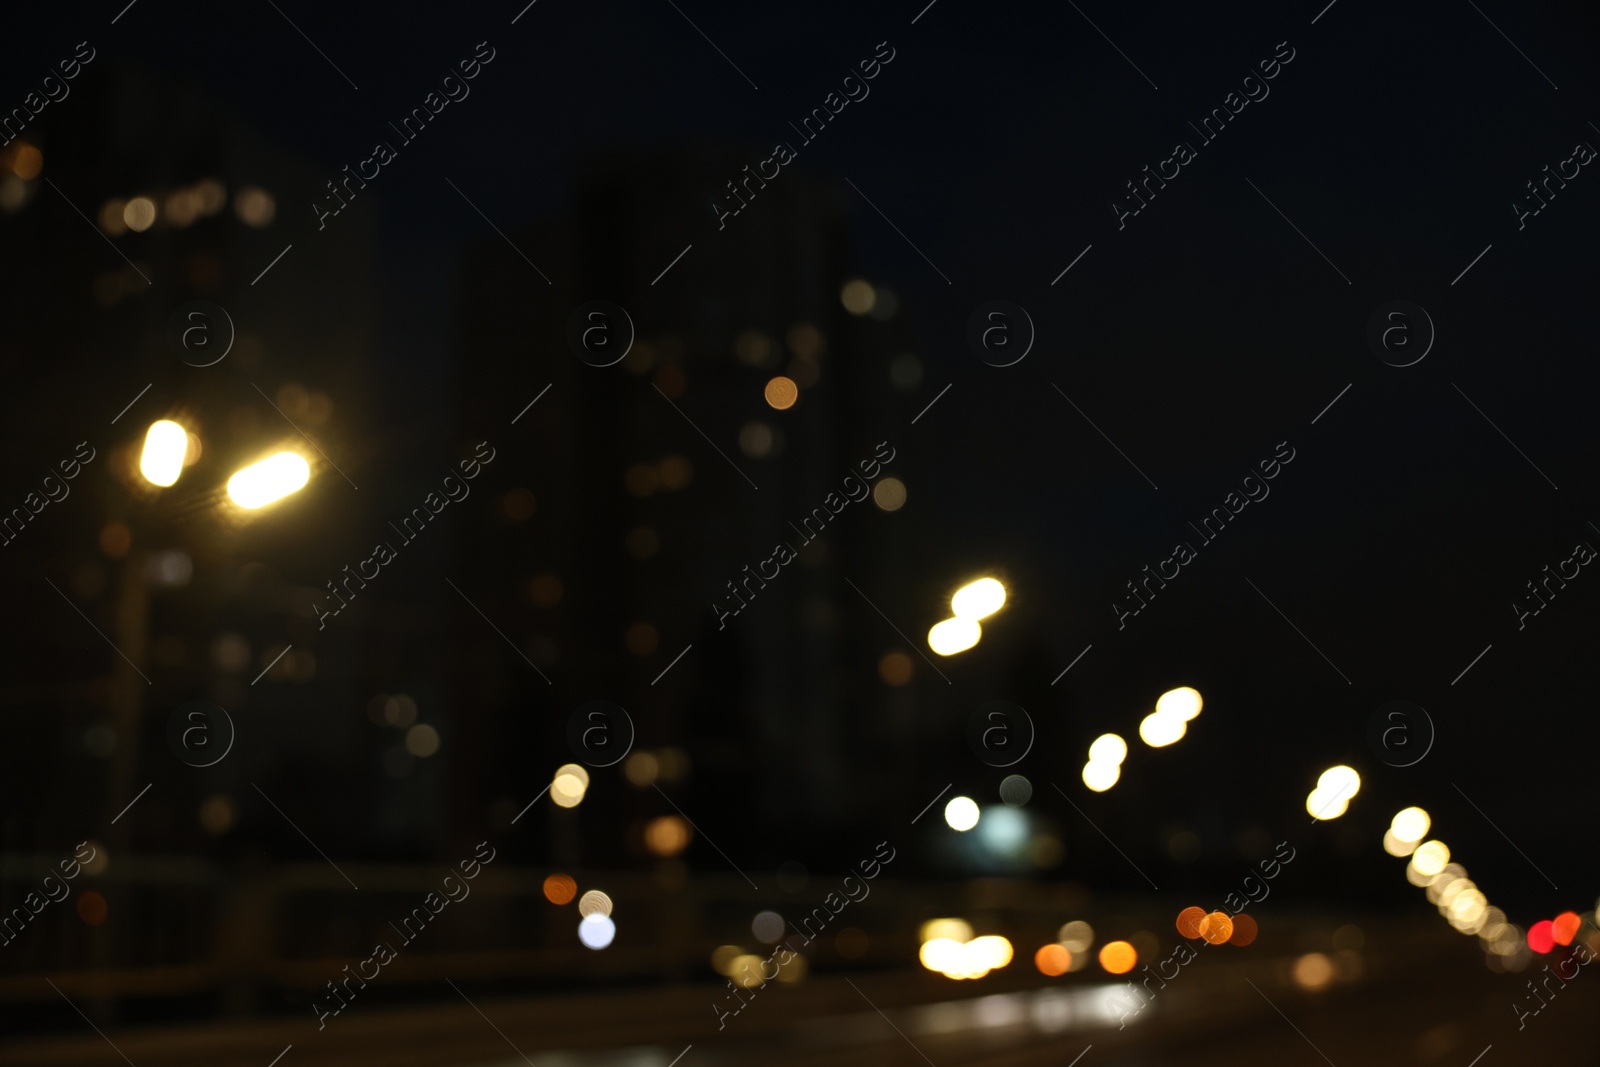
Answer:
1035 944 1072 976
1099 940 1137 974
1198 912 1233 946
1228 913 1258 947
1552 911 1582 947
763 376 799 410
1176 906 1206 940
542 873 577 905
76 890 107 926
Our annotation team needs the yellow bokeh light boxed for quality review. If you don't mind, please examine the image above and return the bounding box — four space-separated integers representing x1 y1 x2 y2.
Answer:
577 889 613 918
1156 686 1203 721
10 143 43 180
919 918 974 943
1292 952 1334 990
728 954 766 987
1138 711 1186 747
928 617 981 655
711 944 743 975
872 476 907 511
969 935 1013 970
1382 829 1418 857
1082 760 1121 792
139 420 189 487
644 814 691 856
840 279 876 315
1306 788 1349 820
944 796 980 831
235 185 276 227
623 751 658 786
1316 766 1361 802
404 723 440 757
919 937 964 974
1088 733 1128 765
951 578 1006 620
555 763 591 789
1391 806 1430 843
763 376 798 410
550 773 587 808
226 453 310 508
1098 941 1137 974
123 196 157 232
1410 840 1450 878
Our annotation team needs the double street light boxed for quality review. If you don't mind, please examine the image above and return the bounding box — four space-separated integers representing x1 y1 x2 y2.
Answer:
138 419 310 508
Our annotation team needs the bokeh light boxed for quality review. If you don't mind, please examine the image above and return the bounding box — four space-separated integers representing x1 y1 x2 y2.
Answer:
944 796 980 831
920 918 974 943
1527 920 1555 954
644 814 691 856
1098 941 1137 974
1292 952 1334 990
872 477 907 511
1228 914 1258 947
764 376 799 410
226 453 310 508
928 617 981 655
1088 733 1128 765
76 891 108 925
1391 806 1430 843
1059 921 1094 954
577 889 613 918
1138 711 1186 748
1308 766 1360 820
404 723 440 757
1176 906 1206 940
1156 686 1203 721
542 873 577 905
840 279 876 314
1035 944 1072 976
1552 911 1581 947
139 420 189 487
1410 841 1450 878
751 910 785 944
1082 760 1121 792
950 578 1006 620
1198 912 1234 945
123 196 156 232
578 913 615 949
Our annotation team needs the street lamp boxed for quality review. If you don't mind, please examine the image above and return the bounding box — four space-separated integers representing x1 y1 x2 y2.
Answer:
226 452 310 508
138 420 189 486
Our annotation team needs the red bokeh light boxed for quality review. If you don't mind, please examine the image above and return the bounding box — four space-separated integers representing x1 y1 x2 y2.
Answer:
1527 919 1556 954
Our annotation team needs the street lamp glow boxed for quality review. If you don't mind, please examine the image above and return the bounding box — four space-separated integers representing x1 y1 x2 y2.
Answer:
226 452 310 508
140 420 189 486
951 578 1006 620
1082 760 1120 792
1138 710 1186 747
1156 686 1203 722
944 796 980 831
1391 806 1430 843
928 617 981 655
1088 733 1128 765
